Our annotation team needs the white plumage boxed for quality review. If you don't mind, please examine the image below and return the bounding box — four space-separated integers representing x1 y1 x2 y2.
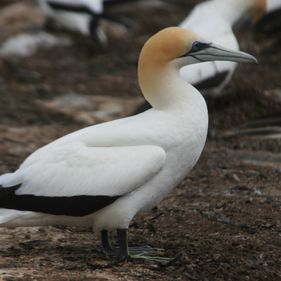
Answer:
0 27 256 259
267 0 281 12
0 107 205 230
10 144 166 197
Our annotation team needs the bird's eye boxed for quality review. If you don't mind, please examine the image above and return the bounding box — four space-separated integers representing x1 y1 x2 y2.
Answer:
192 41 202 52
179 41 210 58
191 41 210 53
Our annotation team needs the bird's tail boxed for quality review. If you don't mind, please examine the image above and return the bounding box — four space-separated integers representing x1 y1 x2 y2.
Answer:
0 172 30 226
0 209 28 225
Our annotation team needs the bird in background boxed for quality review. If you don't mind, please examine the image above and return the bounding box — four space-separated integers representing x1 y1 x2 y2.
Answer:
179 0 266 96
255 0 281 33
222 0 281 139
38 0 163 44
38 0 130 43
0 27 256 261
134 0 267 114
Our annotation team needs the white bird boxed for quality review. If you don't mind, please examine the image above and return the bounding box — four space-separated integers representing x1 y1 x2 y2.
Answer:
38 0 152 44
38 0 112 43
0 27 256 260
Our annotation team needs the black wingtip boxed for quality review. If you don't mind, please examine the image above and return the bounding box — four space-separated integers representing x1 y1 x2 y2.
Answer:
0 184 121 216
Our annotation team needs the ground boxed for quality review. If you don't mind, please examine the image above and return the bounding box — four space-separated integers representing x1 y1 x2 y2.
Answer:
0 0 281 280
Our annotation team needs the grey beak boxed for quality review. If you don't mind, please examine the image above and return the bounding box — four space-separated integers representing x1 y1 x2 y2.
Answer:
194 43 258 64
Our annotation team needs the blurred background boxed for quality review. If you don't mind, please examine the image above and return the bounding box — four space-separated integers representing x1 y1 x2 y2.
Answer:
0 0 281 280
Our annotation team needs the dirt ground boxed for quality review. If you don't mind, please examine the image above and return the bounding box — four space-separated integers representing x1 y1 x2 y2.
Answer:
0 0 281 280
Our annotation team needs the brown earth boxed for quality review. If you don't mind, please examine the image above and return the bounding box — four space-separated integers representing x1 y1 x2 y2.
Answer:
0 1 281 280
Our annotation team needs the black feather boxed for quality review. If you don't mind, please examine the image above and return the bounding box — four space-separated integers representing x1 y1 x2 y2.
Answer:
47 1 99 16
0 185 120 216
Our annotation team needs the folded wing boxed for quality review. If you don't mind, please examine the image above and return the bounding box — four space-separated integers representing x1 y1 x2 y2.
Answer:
0 143 166 216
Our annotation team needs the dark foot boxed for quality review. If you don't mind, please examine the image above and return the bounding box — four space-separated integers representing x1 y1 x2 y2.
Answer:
116 228 129 260
128 245 158 256
101 230 114 256
101 229 172 264
101 229 129 260
129 254 174 264
128 246 173 264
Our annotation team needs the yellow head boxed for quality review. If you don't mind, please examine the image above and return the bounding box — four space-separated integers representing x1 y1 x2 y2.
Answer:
139 27 199 67
139 27 255 87
138 27 203 95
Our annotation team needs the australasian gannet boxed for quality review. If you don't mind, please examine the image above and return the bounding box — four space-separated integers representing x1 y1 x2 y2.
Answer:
38 0 105 41
38 0 130 43
0 27 256 260
38 0 166 44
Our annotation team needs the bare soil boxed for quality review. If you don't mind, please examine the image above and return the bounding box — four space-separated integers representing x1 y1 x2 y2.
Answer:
0 1 281 280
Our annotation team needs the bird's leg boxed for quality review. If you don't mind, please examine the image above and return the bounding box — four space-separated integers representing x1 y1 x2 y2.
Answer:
100 228 172 263
116 228 129 260
102 229 152 259
101 230 114 256
116 229 172 264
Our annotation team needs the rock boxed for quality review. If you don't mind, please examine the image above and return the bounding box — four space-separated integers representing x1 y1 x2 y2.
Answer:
222 115 281 139
37 92 143 125
227 149 281 171
99 19 131 43
0 2 44 42
258 89 281 111
0 32 72 58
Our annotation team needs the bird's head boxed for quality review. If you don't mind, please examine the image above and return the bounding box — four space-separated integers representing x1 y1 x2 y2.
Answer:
139 27 256 77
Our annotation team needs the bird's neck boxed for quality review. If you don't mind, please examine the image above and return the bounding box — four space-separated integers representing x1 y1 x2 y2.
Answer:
138 59 202 111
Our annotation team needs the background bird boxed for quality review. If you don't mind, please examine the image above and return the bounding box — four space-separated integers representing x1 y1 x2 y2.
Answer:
134 0 266 114
38 0 163 44
38 0 128 43
255 0 281 33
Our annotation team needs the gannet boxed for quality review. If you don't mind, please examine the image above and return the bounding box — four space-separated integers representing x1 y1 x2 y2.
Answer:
0 27 256 260
38 0 127 43
38 0 164 43
256 0 281 33
179 0 262 95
